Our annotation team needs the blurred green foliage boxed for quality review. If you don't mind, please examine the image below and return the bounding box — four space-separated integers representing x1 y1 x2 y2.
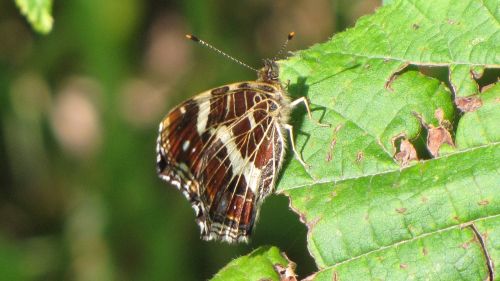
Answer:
0 0 380 280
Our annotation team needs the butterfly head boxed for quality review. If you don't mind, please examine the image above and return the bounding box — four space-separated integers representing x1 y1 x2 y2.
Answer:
258 59 280 84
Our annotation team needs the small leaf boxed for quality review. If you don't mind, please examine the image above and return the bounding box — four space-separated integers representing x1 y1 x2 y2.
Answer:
211 246 295 281
15 0 54 34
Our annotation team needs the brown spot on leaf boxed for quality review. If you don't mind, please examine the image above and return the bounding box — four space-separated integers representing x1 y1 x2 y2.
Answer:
421 196 428 203
427 126 454 157
482 231 489 241
455 96 483 112
356 151 364 162
273 254 297 281
478 200 489 206
325 153 332 162
461 242 470 249
326 139 336 162
412 23 420 29
334 124 343 133
333 271 339 281
434 108 445 124
414 109 455 157
422 247 428 256
396 208 407 214
326 125 343 162
394 137 418 166
400 263 408 269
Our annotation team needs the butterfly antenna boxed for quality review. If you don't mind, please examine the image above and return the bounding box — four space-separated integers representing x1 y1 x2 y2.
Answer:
186 34 258 72
273 31 295 61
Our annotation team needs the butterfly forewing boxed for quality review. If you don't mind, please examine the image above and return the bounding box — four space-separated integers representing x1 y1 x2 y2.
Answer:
157 79 289 243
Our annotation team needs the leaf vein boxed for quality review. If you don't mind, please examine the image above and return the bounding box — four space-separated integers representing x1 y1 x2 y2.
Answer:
323 213 500 271
279 141 500 191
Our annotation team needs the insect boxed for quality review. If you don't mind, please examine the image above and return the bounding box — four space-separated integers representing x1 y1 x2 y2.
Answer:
156 32 322 243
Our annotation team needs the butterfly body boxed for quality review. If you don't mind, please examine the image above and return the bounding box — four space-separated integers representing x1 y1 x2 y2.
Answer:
157 60 292 243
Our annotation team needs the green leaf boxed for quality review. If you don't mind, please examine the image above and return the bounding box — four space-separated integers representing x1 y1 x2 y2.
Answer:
15 0 54 34
272 0 499 279
285 146 498 279
325 0 500 66
449 65 481 98
456 83 500 148
210 246 295 281
474 216 500 279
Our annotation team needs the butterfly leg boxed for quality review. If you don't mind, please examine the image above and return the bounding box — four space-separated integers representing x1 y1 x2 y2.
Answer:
283 124 310 169
290 97 329 127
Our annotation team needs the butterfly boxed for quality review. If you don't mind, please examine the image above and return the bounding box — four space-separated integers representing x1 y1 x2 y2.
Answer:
156 32 321 243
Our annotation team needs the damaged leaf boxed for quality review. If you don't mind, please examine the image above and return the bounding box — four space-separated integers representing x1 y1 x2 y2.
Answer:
449 65 485 112
449 65 481 99
274 256 298 281
394 138 418 166
455 96 483 112
426 126 454 157
274 0 499 279
415 109 455 157
456 83 500 149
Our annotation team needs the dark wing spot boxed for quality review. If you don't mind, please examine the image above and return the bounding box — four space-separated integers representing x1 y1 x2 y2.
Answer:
258 85 275 93
157 152 167 173
238 83 250 89
253 94 262 103
211 86 230 95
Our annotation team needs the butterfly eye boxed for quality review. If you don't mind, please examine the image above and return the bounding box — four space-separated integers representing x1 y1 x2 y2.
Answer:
269 63 280 80
269 102 278 111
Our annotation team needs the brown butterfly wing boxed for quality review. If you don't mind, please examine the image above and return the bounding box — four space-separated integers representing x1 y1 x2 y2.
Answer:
156 82 287 242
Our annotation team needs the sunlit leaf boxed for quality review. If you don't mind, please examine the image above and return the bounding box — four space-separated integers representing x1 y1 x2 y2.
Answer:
272 0 499 279
211 246 295 281
15 0 53 34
